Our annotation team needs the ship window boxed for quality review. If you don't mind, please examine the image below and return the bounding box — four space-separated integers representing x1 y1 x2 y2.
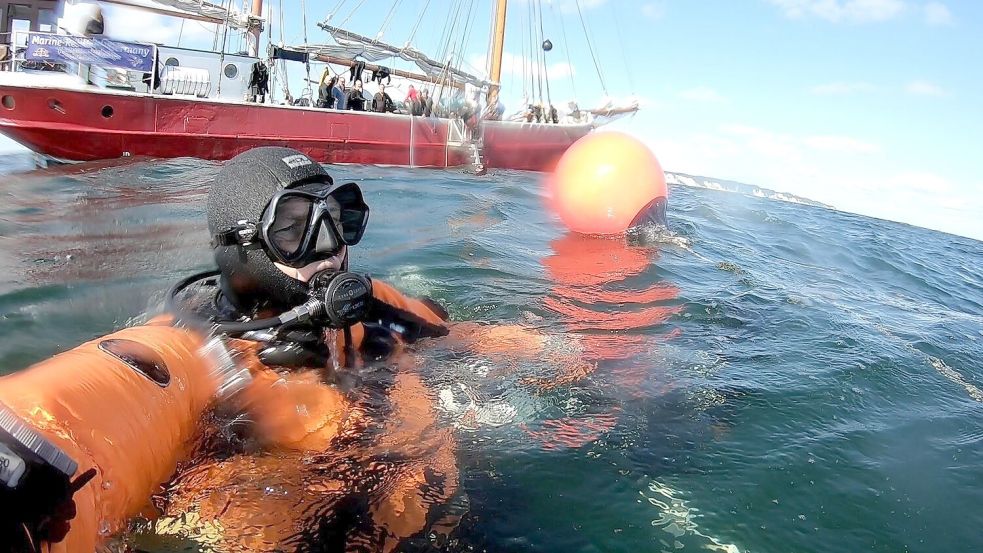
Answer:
223 63 238 79
39 8 57 32
101 105 114 118
164 57 180 67
1 95 14 109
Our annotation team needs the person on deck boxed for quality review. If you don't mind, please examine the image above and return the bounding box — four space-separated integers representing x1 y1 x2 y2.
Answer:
332 77 347 110
317 75 337 109
347 80 366 111
372 83 396 113
405 85 421 116
420 87 434 117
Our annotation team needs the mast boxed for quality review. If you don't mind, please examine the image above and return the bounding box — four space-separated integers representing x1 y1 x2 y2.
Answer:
248 0 263 57
486 0 508 112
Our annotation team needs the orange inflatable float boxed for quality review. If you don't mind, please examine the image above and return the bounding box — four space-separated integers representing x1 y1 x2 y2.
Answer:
0 321 219 552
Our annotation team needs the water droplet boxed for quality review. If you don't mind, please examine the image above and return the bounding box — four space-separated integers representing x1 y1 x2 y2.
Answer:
102 480 112 490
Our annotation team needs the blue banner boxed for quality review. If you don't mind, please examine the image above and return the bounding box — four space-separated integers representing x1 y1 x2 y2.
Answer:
24 33 155 72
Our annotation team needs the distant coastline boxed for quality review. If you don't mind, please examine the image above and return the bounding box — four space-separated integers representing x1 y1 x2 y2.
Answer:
666 172 833 209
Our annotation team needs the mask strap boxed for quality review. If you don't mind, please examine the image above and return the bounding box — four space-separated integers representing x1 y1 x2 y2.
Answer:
212 220 260 248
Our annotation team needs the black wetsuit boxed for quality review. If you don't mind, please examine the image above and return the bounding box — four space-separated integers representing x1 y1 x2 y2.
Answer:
347 90 366 111
372 92 395 113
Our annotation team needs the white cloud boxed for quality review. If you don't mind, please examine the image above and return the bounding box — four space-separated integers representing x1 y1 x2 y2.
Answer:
767 0 906 23
905 80 946 96
678 86 726 103
538 0 608 14
641 2 667 19
803 135 881 153
102 4 217 48
631 120 982 240
924 2 954 25
468 52 576 83
810 81 876 95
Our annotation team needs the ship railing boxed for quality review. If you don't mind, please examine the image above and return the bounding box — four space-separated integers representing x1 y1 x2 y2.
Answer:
6 30 159 93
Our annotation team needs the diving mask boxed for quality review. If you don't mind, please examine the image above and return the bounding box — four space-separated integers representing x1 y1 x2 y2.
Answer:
213 180 370 268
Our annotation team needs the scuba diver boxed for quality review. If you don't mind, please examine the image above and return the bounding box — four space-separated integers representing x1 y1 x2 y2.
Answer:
195 146 451 366
149 146 462 552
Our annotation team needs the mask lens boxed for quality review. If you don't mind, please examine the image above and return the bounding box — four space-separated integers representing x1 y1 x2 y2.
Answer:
329 184 369 244
269 195 313 257
312 217 341 256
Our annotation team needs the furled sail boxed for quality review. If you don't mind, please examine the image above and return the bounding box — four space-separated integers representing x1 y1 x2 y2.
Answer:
100 0 262 30
280 23 488 88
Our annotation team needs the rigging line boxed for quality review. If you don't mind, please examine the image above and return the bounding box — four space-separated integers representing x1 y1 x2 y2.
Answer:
437 0 466 70
551 0 576 100
528 0 541 104
338 0 368 29
404 0 432 48
519 0 535 100
536 0 552 110
611 7 634 94
455 0 478 70
434 0 466 105
376 0 404 39
301 0 309 44
573 0 607 96
517 0 526 100
327 0 348 20
177 18 185 47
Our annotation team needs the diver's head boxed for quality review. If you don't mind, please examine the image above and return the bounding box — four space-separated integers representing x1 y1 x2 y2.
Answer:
208 147 369 311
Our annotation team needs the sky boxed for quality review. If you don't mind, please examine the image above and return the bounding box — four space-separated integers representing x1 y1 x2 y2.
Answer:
2 0 980 240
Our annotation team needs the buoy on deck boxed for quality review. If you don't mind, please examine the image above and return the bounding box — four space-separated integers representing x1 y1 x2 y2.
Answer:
547 131 668 235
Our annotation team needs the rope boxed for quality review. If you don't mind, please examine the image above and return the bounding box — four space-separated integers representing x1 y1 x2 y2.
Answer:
338 0 368 29
573 0 607 96
404 0 432 48
376 0 404 39
302 0 312 99
536 0 552 111
612 7 634 94
455 0 478 69
433 0 467 104
326 0 348 20
551 0 576 99
527 0 540 103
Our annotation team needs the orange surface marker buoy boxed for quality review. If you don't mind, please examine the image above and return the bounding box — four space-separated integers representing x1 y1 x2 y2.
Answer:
546 131 668 234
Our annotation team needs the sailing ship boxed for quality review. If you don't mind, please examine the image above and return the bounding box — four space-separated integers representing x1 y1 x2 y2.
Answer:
0 0 637 171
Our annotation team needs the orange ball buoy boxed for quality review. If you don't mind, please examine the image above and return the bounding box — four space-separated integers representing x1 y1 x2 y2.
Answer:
547 131 668 235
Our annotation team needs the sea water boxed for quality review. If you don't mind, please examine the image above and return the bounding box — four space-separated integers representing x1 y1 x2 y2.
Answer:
0 154 980 552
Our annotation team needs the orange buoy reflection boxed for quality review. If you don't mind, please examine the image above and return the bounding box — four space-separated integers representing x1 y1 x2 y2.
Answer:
523 232 681 449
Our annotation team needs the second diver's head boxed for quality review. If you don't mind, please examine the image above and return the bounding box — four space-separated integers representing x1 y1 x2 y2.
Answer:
208 147 370 312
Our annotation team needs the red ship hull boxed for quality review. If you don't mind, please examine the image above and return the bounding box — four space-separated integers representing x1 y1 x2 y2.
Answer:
0 84 593 171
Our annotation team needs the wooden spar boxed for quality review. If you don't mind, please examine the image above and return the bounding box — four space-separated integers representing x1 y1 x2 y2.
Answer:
98 0 226 26
486 0 508 111
312 54 464 90
248 0 263 56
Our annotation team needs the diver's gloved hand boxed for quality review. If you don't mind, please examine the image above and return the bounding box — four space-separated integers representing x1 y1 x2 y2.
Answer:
0 431 96 550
